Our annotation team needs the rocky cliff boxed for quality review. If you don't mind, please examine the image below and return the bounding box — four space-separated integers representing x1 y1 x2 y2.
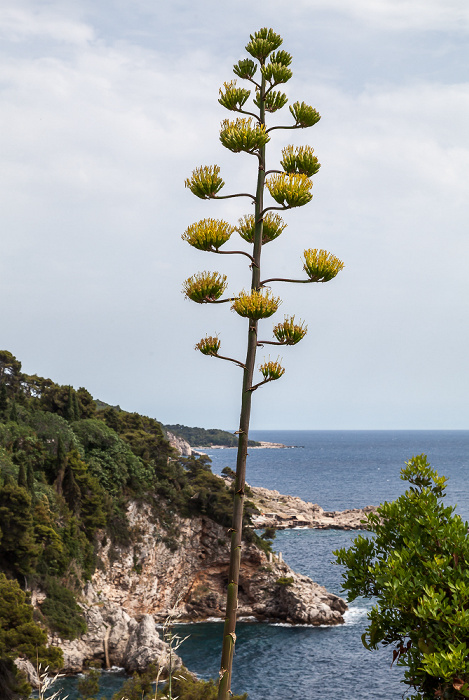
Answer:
38 493 353 674
90 501 346 627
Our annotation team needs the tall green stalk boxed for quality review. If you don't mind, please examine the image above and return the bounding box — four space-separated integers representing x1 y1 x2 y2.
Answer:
183 28 345 700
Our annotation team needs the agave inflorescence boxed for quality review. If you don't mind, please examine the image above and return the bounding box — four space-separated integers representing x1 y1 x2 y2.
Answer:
182 219 234 251
266 172 313 207
289 101 321 128
218 81 251 112
231 289 281 320
259 358 285 381
195 335 221 356
219 118 270 153
185 165 225 199
273 316 307 345
236 212 287 245
183 271 228 303
303 248 345 282
182 27 344 700
280 145 320 177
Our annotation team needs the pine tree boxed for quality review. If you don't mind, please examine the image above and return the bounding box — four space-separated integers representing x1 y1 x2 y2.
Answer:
183 28 344 699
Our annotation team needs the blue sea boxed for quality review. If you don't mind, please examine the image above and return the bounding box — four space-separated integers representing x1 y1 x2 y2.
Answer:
55 430 469 700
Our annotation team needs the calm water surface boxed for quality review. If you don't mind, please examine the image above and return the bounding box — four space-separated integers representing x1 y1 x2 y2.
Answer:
55 430 469 699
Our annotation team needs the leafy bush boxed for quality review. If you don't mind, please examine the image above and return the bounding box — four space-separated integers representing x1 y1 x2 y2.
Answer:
41 576 87 640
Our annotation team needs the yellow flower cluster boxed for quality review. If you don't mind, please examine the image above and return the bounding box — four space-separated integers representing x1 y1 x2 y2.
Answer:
218 80 251 111
185 165 224 199
289 101 321 128
259 358 285 381
236 212 287 245
273 316 307 345
261 62 292 85
280 145 320 178
303 249 344 282
182 219 234 251
231 289 281 320
195 336 221 356
219 118 270 153
266 173 313 208
183 271 228 303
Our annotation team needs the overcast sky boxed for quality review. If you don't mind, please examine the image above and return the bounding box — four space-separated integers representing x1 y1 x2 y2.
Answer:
1 0 468 430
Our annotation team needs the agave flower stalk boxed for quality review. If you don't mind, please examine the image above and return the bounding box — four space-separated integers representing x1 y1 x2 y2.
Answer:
183 28 344 700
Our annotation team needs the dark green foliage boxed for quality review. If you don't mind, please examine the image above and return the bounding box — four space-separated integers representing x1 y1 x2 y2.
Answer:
0 573 62 697
72 418 146 494
165 424 260 448
0 481 40 576
41 576 87 639
335 455 469 700
221 466 236 479
17 463 27 489
0 383 8 416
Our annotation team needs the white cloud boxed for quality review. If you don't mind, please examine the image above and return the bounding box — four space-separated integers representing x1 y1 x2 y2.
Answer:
284 0 469 32
0 5 94 44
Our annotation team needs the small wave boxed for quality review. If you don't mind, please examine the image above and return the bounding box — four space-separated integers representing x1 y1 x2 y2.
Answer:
104 666 126 673
343 606 369 625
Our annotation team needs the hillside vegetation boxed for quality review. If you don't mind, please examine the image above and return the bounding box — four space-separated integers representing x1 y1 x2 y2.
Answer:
0 350 263 697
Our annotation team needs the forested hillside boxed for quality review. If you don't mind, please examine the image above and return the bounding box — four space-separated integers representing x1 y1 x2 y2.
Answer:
0 350 262 697
164 423 261 447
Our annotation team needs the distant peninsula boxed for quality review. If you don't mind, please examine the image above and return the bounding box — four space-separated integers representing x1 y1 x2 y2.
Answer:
163 423 262 448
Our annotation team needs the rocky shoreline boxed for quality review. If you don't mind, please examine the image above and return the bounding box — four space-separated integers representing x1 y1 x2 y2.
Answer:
249 485 376 530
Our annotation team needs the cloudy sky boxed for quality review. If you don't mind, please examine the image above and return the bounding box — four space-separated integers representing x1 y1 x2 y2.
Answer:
1 0 468 430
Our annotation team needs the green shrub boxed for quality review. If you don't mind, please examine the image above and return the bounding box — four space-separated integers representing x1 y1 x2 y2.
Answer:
41 576 87 639
275 577 294 587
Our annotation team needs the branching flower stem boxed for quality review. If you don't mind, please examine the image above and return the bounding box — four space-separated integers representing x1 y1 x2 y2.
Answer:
260 276 315 285
211 353 246 370
217 69 266 700
213 192 256 202
213 249 256 265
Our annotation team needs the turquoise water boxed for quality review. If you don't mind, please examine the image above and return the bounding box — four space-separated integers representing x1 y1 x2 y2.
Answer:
54 430 469 699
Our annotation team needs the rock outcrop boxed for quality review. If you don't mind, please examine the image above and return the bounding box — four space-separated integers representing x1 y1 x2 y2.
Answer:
165 431 193 456
48 585 181 674
90 501 347 627
249 485 376 530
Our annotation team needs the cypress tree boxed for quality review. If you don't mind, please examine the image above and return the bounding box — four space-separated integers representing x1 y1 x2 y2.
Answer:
17 463 27 489
26 462 35 495
72 391 80 421
55 435 66 495
9 402 18 422
0 382 7 416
